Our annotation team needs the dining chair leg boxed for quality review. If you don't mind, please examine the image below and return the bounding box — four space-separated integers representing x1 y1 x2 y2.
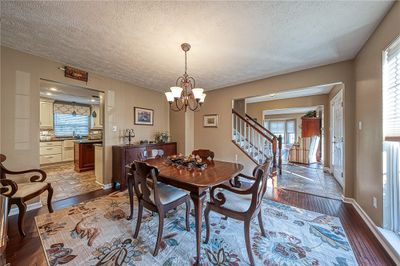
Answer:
133 201 143 238
258 209 266 237
127 176 134 220
153 210 164 256
204 204 211 244
47 184 54 213
185 198 190 232
244 220 255 266
17 200 27 237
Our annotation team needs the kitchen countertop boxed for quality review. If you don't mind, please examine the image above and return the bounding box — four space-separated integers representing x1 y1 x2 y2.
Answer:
74 139 103 144
40 138 74 142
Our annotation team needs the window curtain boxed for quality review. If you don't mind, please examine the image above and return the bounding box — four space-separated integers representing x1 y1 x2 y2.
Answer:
383 142 400 235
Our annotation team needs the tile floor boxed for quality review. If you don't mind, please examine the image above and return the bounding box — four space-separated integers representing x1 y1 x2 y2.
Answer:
40 162 102 204
277 163 343 199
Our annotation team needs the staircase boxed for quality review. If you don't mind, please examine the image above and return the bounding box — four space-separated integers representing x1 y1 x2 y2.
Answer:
232 109 282 172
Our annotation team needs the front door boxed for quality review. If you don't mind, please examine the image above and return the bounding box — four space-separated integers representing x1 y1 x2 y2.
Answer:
331 90 344 187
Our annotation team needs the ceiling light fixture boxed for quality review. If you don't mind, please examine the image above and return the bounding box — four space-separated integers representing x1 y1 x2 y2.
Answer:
49 87 58 91
46 92 52 96
165 43 206 112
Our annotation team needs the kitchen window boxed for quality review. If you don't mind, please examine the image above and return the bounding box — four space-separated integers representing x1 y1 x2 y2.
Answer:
54 103 90 137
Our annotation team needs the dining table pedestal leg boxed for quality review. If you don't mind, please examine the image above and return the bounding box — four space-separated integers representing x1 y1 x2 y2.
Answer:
190 191 206 265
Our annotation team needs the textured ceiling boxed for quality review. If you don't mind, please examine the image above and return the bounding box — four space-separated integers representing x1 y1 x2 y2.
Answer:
0 1 394 92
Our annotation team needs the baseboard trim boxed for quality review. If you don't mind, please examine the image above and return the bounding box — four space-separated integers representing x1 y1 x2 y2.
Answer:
9 201 43 216
342 196 400 264
102 183 113 190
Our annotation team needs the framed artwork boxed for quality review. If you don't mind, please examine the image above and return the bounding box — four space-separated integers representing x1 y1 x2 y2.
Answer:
203 114 219 128
134 107 154 126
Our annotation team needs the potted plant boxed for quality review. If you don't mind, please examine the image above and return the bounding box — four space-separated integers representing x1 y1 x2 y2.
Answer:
155 132 169 143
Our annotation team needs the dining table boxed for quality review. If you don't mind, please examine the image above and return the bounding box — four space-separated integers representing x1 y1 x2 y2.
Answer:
129 157 243 265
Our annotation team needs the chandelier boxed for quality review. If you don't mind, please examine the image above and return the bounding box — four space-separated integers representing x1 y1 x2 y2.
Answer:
165 43 206 112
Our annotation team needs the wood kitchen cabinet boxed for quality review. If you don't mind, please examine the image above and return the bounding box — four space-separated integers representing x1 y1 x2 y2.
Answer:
74 141 102 172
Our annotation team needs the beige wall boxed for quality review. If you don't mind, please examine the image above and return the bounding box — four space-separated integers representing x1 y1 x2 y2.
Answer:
1 46 170 187
169 111 194 154
194 60 355 199
170 111 186 154
354 2 400 225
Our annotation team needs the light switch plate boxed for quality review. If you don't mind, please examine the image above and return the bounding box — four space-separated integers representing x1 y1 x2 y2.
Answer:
372 196 377 208
358 121 362 130
112 126 117 132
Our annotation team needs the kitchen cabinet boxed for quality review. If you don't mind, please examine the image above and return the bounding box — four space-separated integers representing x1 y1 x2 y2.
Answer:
40 141 62 164
74 140 102 172
40 99 54 129
90 104 103 129
95 144 103 184
62 140 74 162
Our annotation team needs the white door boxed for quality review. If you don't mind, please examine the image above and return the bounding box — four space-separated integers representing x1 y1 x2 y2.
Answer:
330 90 344 186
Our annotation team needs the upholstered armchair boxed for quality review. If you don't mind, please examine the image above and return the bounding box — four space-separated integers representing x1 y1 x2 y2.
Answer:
129 161 190 256
288 136 320 164
191 149 215 161
204 158 272 265
0 154 53 237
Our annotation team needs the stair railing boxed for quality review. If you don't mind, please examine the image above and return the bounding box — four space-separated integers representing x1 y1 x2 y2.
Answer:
232 109 282 172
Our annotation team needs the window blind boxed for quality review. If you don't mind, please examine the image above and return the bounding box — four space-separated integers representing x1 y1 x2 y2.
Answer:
53 102 90 137
383 38 400 140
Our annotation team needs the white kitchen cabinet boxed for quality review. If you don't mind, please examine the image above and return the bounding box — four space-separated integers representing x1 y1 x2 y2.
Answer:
40 141 62 164
62 140 75 162
40 100 54 129
90 105 103 129
94 144 103 184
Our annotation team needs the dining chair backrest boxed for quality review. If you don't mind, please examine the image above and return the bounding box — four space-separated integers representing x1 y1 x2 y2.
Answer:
131 161 161 206
249 157 272 211
138 149 165 161
192 149 215 160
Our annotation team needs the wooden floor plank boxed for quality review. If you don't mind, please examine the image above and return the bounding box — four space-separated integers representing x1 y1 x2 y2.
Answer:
5 187 395 265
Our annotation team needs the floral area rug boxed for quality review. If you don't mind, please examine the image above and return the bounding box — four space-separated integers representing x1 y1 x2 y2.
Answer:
35 191 358 265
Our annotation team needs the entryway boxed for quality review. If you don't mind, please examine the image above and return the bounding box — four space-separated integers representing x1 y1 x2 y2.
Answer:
39 79 105 203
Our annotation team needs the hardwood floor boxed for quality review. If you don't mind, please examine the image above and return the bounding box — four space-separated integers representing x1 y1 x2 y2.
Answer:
5 187 395 265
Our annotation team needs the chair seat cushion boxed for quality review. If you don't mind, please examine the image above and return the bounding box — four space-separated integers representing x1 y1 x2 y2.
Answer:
151 183 188 205
217 189 252 212
13 182 48 198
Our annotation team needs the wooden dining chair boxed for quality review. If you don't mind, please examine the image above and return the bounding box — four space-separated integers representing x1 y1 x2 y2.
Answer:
0 154 54 237
130 161 190 256
191 149 215 160
204 158 272 265
138 149 165 161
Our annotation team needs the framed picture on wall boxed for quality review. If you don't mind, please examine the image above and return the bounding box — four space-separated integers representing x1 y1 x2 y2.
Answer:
203 114 219 128
134 107 154 126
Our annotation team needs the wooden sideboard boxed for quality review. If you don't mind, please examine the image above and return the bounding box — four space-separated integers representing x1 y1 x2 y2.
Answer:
112 142 177 190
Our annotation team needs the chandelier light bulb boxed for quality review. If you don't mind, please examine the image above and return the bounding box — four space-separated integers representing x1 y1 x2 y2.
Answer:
192 88 204 99
170 86 183 98
199 93 206 103
165 91 174 102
